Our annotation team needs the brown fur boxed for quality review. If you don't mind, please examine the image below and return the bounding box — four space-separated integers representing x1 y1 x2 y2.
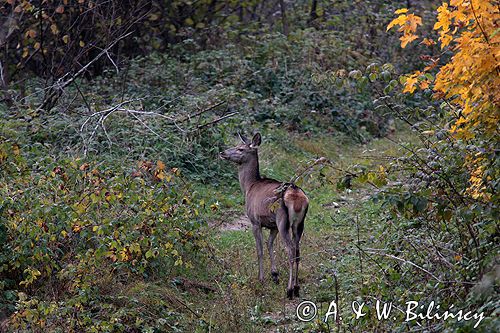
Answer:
284 189 309 213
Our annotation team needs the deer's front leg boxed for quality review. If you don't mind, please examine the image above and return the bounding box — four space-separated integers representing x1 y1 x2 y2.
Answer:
252 224 265 282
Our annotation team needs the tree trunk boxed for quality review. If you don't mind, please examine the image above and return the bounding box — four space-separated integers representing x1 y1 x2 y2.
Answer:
0 60 12 106
206 0 218 24
279 0 289 36
308 0 318 25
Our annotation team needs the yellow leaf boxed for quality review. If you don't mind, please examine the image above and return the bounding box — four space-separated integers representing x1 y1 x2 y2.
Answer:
12 143 20 156
395 8 409 14
156 170 165 180
419 80 430 89
439 33 453 48
174 257 183 266
400 34 419 48
434 3 451 32
50 24 59 35
421 38 436 46
62 35 70 44
157 160 165 170
79 40 85 47
402 75 418 93
33 42 40 50
387 15 407 31
406 14 422 32
119 249 129 261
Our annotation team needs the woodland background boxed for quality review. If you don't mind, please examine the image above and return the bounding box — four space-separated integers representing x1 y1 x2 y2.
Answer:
0 0 498 332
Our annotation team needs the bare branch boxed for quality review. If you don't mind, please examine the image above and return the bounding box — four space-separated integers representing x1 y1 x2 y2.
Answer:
365 251 441 282
196 112 238 130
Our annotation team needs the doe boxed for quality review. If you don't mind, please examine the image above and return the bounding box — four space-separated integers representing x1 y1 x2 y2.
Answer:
220 133 309 299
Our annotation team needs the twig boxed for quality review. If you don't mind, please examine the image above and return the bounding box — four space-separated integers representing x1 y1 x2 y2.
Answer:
365 251 441 282
177 100 226 123
354 244 390 279
196 112 238 130
105 50 119 74
38 31 133 112
129 112 169 142
80 98 147 131
356 215 364 280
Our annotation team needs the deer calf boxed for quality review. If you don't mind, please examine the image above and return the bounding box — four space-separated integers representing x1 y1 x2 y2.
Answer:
220 133 308 299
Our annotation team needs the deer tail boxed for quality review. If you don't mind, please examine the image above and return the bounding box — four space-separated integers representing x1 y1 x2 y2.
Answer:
281 183 309 222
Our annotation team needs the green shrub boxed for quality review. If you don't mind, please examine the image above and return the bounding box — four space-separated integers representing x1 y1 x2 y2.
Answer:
0 141 206 331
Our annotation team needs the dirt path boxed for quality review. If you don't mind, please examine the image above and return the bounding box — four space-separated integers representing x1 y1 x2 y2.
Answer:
210 213 251 231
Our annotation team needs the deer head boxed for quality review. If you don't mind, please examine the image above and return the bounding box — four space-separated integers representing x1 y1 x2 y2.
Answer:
219 133 262 165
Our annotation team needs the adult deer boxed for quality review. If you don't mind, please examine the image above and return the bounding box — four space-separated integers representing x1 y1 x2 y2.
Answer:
220 133 309 299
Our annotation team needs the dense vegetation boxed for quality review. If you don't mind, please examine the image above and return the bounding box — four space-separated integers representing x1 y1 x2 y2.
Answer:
1 0 498 332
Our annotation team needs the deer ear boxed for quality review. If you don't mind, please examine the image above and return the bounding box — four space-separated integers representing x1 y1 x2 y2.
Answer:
238 132 249 145
250 133 261 147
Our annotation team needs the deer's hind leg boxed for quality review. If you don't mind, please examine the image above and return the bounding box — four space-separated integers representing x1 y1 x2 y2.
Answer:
289 204 307 297
267 228 279 284
292 216 305 297
276 208 295 299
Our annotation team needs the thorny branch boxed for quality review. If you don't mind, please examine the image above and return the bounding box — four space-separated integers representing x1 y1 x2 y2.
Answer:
80 98 232 155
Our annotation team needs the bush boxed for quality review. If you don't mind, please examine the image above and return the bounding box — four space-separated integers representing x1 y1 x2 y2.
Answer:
0 140 206 331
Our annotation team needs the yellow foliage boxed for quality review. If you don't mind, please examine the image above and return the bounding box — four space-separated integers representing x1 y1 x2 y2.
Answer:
465 154 492 201
387 11 422 48
431 1 499 140
389 1 500 201
402 71 422 93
